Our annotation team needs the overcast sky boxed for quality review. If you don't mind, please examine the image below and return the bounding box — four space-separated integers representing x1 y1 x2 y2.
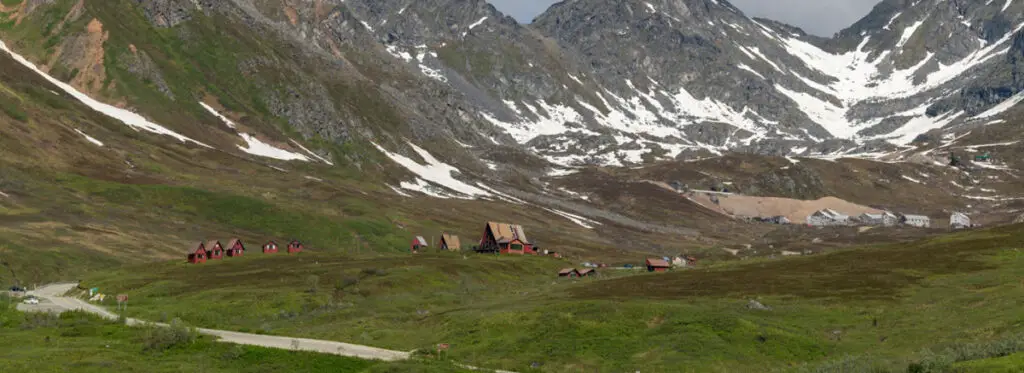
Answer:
489 0 882 37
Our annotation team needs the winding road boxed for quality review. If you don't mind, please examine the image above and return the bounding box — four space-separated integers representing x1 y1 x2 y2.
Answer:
18 283 411 361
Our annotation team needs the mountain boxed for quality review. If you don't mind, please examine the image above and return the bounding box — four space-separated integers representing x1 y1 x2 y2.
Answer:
2 0 1024 210
343 0 1024 166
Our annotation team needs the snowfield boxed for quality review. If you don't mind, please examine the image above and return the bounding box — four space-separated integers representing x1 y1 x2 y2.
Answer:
237 134 312 162
0 40 211 148
198 102 311 162
372 141 492 199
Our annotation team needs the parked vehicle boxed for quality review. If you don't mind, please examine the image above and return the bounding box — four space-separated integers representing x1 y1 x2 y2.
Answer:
22 297 39 305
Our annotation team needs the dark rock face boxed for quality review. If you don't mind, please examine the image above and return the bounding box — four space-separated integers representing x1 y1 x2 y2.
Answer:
134 0 195 28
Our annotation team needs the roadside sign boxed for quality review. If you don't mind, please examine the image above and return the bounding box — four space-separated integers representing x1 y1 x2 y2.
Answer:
437 343 450 350
116 294 128 302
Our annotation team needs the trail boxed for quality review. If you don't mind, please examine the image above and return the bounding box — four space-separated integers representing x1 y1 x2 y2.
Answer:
21 283 410 361
20 283 516 371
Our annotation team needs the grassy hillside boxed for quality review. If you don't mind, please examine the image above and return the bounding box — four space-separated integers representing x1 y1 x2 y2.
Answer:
77 225 1024 372
0 300 472 373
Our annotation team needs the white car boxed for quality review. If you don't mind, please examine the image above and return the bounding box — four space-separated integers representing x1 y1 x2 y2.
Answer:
22 297 39 305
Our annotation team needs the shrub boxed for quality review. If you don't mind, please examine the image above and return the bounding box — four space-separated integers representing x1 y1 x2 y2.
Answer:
141 318 198 351
306 275 320 293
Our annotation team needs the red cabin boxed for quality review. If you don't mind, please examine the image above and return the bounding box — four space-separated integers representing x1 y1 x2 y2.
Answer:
262 241 279 254
226 238 245 257
187 242 208 264
411 236 428 253
578 268 596 277
558 268 580 278
476 222 535 255
287 240 303 254
205 240 225 260
646 258 671 272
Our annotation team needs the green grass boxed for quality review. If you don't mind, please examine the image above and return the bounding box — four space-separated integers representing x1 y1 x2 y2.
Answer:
81 252 574 349
55 173 408 250
0 297 474 373
76 225 1024 372
955 352 1024 372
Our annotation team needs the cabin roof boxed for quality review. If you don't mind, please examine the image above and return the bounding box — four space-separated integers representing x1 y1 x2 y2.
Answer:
487 222 530 244
441 233 461 248
646 258 670 267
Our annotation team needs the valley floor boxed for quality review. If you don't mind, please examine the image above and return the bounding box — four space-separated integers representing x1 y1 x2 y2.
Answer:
48 225 1024 372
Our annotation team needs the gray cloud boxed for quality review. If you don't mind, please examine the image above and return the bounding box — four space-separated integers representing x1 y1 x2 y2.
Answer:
488 0 882 36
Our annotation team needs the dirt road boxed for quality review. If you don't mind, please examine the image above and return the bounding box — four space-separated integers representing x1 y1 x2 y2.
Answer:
19 283 411 361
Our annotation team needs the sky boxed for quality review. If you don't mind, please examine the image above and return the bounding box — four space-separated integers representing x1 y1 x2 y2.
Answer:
489 0 882 37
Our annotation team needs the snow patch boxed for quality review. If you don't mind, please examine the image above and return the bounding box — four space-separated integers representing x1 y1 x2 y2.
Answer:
468 16 488 30
200 102 236 129
901 175 922 183
290 140 335 165
199 102 311 162
387 184 412 197
0 40 210 148
238 134 312 162
541 207 600 229
971 91 1024 119
372 141 491 199
74 129 104 147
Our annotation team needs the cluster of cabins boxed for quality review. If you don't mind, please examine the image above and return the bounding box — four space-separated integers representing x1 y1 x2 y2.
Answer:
187 238 304 264
412 222 561 257
805 209 973 229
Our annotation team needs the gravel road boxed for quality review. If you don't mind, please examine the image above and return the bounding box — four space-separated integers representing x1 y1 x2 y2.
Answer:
18 283 411 361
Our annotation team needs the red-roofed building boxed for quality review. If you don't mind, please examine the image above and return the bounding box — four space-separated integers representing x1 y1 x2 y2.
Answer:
226 238 245 257
645 258 670 272
187 242 208 264
287 240 303 254
477 222 534 255
205 241 224 260
262 241 279 254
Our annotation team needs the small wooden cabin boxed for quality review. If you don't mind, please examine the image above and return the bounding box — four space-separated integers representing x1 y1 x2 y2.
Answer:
411 236 428 253
438 234 461 251
287 240 303 254
226 238 245 257
645 258 670 272
205 240 225 260
188 242 208 264
262 241 279 254
578 268 596 277
558 268 580 278
477 222 534 255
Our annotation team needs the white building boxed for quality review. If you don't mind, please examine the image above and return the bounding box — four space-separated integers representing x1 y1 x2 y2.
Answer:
950 212 971 229
807 209 850 226
857 211 898 226
899 214 931 228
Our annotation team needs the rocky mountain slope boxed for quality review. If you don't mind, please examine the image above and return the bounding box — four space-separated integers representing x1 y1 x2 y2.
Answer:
7 0 1024 171
2 0 1024 202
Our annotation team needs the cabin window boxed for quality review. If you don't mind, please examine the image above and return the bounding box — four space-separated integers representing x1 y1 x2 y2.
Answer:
511 244 524 251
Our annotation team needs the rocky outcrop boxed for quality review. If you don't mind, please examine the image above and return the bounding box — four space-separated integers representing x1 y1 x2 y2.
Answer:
133 0 196 28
